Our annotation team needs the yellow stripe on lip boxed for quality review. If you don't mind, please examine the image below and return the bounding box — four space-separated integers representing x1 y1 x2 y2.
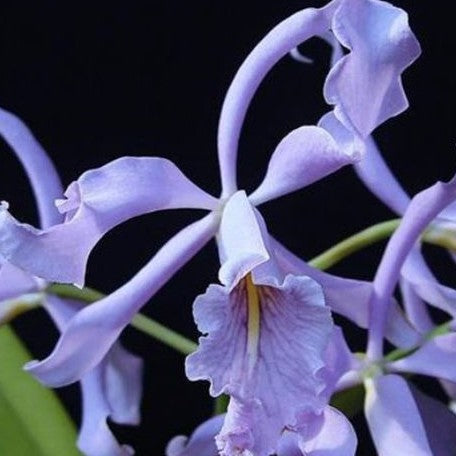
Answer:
245 273 261 373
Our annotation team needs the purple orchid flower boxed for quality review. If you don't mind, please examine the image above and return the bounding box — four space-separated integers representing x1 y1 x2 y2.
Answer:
0 108 143 456
322 113 456 325
0 0 422 453
0 123 360 455
355 176 456 455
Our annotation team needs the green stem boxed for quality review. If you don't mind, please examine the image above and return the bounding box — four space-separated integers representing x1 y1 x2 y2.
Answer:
131 313 197 355
309 219 456 270
309 220 401 270
46 284 197 356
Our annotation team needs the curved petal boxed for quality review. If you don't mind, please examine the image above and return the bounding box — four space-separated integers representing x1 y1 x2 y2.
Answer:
0 157 218 286
302 406 357 455
364 374 432 455
25 213 219 386
0 108 63 228
354 134 410 215
186 274 333 455
249 126 359 206
411 386 456 456
217 4 336 195
43 296 142 454
78 367 135 456
389 334 456 383
400 279 434 334
0 261 39 301
324 0 421 137
401 247 456 317
217 191 270 289
269 237 420 348
368 177 456 358
166 415 224 456
319 111 411 214
277 407 357 456
104 344 143 425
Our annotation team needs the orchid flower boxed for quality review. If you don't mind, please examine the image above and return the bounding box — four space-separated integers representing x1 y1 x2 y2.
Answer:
0 108 143 456
338 176 456 455
1 123 361 454
0 0 422 454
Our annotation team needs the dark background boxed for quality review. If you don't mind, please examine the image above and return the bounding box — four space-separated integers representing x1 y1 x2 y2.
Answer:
0 1 454 454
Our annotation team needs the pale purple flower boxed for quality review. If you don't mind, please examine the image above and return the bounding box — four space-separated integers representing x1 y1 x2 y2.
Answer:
321 109 456 329
0 0 422 453
1 124 359 455
358 177 456 455
0 108 143 456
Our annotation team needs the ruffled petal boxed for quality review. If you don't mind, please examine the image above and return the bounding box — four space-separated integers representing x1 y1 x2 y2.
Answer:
364 374 432 455
0 108 63 228
186 273 333 455
389 334 456 383
412 386 456 456
249 126 359 206
324 0 421 137
217 4 336 195
0 157 218 286
166 415 224 456
25 213 218 386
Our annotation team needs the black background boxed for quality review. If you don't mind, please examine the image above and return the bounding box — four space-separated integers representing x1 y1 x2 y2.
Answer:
0 1 454 454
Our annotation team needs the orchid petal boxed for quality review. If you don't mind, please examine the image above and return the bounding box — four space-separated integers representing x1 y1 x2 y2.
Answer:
217 191 269 289
104 344 143 425
0 157 218 286
166 415 224 456
186 273 333 455
0 261 39 301
270 237 420 347
44 296 142 454
78 367 135 456
324 0 421 137
389 334 456 383
401 247 456 317
400 279 434 334
411 386 456 455
302 406 357 455
217 4 336 196
354 134 410 214
277 407 357 456
319 111 411 214
364 374 432 455
25 213 218 386
320 327 356 395
249 126 359 206
0 108 63 228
